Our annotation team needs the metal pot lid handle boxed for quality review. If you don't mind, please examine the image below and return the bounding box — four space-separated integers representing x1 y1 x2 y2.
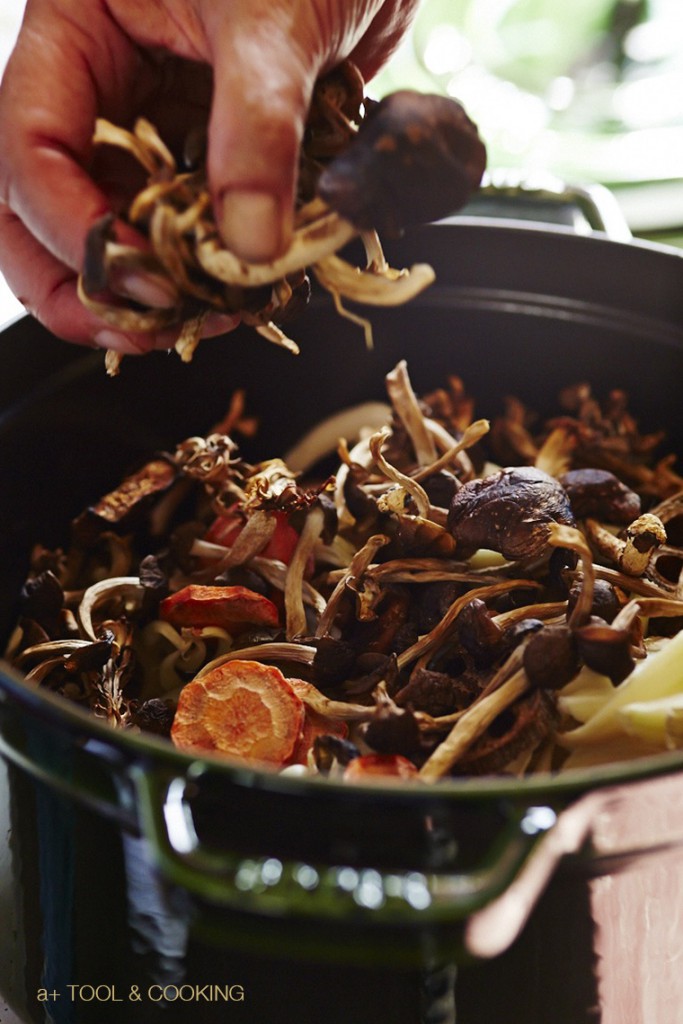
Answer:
468 169 632 242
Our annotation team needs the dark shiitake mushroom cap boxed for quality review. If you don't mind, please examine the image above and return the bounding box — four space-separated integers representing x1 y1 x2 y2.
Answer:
317 91 487 235
447 466 575 560
559 468 641 524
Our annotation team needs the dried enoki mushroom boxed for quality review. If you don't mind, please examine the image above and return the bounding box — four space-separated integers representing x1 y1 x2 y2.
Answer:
9 363 683 781
79 63 487 375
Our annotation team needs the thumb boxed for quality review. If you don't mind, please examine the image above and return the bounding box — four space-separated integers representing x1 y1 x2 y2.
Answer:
206 20 318 263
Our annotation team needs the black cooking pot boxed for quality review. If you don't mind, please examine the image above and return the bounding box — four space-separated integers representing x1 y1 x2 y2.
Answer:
3 215 683 1024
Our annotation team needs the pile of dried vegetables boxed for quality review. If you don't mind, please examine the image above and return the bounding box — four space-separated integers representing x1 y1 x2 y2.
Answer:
8 363 683 781
79 61 486 375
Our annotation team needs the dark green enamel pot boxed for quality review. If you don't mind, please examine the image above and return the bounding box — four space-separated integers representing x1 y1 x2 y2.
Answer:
3 216 683 1024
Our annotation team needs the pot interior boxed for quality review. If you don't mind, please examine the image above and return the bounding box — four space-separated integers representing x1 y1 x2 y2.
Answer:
2 218 683 785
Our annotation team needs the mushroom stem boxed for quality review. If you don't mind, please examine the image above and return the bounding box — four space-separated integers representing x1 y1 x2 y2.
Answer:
424 417 476 481
174 309 208 363
360 229 389 273
195 210 357 287
419 668 529 780
77 276 178 333
249 557 327 616
611 596 683 631
414 418 491 482
582 565 669 599
417 643 530 735
104 350 124 377
248 318 301 354
368 558 510 585
369 427 432 518
285 506 326 639
492 602 568 629
312 253 436 307
191 512 278 581
385 359 437 465
194 642 317 680
79 577 145 641
397 578 541 670
315 533 390 638
93 117 175 177
289 679 378 722
547 522 595 630
534 425 576 478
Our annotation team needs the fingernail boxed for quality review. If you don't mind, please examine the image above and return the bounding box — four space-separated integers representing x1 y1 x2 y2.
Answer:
94 329 155 354
113 270 178 309
219 190 281 263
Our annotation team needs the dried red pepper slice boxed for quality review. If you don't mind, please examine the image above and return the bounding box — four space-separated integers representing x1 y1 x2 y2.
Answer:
205 510 302 566
160 584 279 631
171 660 304 765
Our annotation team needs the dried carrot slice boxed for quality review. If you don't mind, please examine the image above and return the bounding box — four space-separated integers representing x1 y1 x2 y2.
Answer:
171 660 304 765
343 753 419 782
160 584 279 631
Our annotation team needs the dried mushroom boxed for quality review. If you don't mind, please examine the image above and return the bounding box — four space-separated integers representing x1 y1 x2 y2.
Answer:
559 468 641 524
584 512 667 576
446 466 575 560
453 688 559 776
9 361 683 780
79 65 486 374
317 90 486 235
641 492 683 596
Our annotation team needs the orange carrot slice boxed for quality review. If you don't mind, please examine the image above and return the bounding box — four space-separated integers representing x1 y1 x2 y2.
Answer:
343 753 419 782
160 584 279 631
171 660 304 765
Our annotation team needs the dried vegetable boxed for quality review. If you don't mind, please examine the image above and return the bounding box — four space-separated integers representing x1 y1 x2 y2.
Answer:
9 363 683 781
79 62 486 375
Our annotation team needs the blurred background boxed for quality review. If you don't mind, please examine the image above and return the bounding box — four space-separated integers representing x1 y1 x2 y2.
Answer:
1 0 683 324
371 0 683 241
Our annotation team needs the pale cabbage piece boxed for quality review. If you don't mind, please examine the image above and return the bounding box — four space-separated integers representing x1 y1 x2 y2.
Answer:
557 666 615 724
560 734 664 771
618 694 683 750
558 628 683 751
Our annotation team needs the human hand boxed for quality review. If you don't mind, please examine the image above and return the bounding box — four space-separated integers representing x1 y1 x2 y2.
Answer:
0 0 420 354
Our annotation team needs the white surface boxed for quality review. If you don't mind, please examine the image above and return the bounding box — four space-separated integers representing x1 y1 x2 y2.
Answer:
0 4 24 73
0 277 24 328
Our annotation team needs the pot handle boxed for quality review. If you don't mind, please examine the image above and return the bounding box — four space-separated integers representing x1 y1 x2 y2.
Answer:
131 763 609 939
463 787 614 956
471 170 632 242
